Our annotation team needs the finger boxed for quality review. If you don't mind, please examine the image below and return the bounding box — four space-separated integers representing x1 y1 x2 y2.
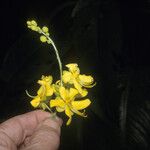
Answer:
0 110 59 148
20 118 62 150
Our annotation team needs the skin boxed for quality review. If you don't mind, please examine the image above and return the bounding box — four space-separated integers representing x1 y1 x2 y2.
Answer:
0 110 62 150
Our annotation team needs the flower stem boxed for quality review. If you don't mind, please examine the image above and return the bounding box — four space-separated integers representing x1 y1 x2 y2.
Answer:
42 103 57 118
41 31 63 86
42 103 53 113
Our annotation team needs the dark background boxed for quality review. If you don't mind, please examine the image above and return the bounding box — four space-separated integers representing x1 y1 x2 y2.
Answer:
1 0 150 149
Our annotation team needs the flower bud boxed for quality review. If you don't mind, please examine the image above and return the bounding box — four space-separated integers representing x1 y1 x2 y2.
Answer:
27 21 31 26
40 35 47 42
31 26 38 31
42 26 49 33
31 20 37 26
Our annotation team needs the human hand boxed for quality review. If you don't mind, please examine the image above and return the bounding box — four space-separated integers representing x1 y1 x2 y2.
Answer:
0 110 62 150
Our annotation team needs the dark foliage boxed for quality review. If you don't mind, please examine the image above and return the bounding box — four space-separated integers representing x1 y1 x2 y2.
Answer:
1 0 150 149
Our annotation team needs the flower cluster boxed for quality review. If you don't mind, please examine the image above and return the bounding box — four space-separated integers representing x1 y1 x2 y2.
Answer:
27 20 51 44
26 20 96 125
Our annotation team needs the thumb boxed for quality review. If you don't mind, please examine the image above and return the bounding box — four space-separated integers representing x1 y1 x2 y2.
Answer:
21 116 62 150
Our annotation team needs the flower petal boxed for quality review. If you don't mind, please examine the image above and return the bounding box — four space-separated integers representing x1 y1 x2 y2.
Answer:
65 106 73 125
50 99 65 108
81 82 96 88
66 63 79 73
45 84 53 96
52 84 60 96
38 76 53 85
73 80 88 97
69 88 78 100
59 86 68 100
43 75 53 84
37 86 45 96
73 79 83 94
78 75 94 86
70 106 86 117
72 99 91 110
62 71 73 83
66 117 72 126
30 97 40 108
56 107 65 112
80 89 88 97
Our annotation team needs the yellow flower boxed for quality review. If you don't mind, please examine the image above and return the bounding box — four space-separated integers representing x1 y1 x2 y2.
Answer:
50 86 91 125
30 75 53 108
62 63 95 96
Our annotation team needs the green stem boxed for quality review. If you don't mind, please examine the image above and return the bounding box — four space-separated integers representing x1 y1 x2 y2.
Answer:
42 103 57 118
41 31 63 86
42 103 53 113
